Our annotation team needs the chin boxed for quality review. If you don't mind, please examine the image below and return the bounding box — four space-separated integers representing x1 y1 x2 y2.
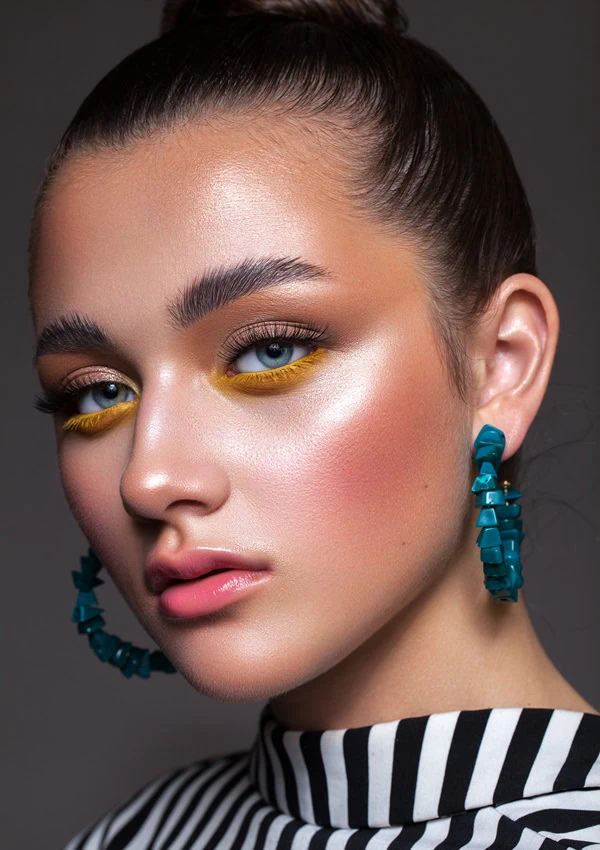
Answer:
160 626 336 704
174 657 305 704
141 608 348 704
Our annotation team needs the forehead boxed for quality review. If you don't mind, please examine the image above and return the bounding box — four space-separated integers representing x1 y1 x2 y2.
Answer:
30 116 424 333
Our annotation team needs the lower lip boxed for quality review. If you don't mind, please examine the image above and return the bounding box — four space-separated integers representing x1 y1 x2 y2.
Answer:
158 569 272 619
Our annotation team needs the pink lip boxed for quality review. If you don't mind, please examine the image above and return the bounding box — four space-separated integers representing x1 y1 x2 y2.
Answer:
158 569 272 618
145 549 272 619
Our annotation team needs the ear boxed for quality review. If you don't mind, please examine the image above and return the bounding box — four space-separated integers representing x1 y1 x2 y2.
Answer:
469 273 560 461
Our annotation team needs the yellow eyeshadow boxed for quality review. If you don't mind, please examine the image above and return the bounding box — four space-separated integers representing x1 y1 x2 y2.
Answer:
62 399 138 434
61 347 329 434
209 346 330 395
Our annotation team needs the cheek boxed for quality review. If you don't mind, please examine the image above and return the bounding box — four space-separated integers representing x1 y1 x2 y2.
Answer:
59 448 109 532
319 362 461 547
250 326 469 629
57 439 134 588
278 332 460 532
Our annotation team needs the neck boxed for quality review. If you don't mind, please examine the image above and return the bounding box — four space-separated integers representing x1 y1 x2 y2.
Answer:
270 528 596 730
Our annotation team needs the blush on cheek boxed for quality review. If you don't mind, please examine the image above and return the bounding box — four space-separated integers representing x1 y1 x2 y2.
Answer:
301 338 465 577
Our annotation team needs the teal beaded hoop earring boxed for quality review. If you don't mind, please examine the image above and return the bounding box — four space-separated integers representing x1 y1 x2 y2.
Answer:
472 424 525 603
71 547 177 678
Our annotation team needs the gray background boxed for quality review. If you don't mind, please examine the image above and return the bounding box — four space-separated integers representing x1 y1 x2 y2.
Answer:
2 1 598 847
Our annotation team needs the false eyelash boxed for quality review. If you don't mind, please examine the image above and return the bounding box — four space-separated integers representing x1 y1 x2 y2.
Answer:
33 390 63 415
33 377 125 417
219 319 331 364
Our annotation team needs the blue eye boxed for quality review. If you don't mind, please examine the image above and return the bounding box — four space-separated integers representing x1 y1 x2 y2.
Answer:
76 382 137 415
220 319 331 375
232 340 316 374
33 379 137 417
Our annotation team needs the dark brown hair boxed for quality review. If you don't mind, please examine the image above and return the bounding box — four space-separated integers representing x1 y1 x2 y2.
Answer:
30 0 537 482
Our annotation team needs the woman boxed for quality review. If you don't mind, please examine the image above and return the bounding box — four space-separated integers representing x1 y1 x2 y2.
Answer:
29 1 599 848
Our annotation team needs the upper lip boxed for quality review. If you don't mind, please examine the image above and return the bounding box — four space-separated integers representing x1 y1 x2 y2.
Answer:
145 548 271 595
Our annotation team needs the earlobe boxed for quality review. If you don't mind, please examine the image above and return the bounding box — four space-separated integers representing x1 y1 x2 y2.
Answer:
471 273 560 461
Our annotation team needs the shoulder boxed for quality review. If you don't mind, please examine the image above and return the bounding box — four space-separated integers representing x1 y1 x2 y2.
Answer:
62 750 251 850
494 786 600 849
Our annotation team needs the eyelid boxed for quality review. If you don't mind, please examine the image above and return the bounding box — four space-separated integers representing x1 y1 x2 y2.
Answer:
218 318 331 365
33 374 137 419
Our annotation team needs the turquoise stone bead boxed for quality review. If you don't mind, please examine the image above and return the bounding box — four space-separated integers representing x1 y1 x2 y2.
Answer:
499 528 521 541
475 489 506 507
502 550 522 566
71 604 105 623
149 650 177 673
121 658 137 679
475 444 503 468
503 488 523 503
141 654 152 678
103 637 122 663
471 472 498 493
476 527 502 548
76 590 98 607
484 563 508 577
110 641 134 670
88 630 121 662
120 647 152 679
501 538 519 552
497 518 522 531
77 615 106 634
80 556 102 578
474 424 506 448
493 586 517 603
71 570 104 591
485 576 511 591
86 548 102 571
507 564 523 584
126 646 143 672
496 519 514 530
135 650 152 679
88 629 110 648
495 504 521 519
480 545 504 564
478 461 498 477
476 507 498 527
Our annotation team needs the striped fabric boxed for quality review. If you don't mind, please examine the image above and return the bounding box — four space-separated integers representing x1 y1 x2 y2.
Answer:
64 705 600 850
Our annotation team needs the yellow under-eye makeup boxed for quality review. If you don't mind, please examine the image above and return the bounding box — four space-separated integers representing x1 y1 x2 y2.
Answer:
209 346 329 396
61 399 139 435
34 319 333 435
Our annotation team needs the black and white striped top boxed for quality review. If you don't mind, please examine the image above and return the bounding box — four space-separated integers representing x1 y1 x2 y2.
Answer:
65 704 600 850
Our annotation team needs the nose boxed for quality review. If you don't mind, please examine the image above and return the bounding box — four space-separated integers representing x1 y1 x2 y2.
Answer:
120 461 230 525
119 387 231 526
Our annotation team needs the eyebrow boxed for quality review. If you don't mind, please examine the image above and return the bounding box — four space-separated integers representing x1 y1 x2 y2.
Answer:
33 255 330 365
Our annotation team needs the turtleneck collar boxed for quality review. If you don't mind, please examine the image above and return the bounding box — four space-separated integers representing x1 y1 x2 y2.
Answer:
248 703 600 828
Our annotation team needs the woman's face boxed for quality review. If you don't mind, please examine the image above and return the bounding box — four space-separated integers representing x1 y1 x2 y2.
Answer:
31 117 473 703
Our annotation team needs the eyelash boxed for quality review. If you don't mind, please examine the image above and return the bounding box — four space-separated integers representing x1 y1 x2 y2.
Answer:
33 319 331 416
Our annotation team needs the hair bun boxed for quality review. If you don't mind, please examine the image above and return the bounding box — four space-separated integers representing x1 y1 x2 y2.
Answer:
160 0 409 37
